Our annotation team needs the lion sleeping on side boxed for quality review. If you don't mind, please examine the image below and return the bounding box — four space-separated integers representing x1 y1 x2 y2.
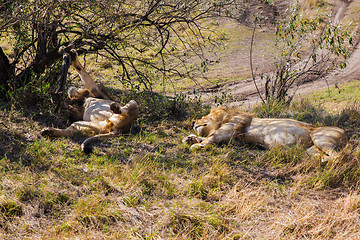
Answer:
183 106 346 161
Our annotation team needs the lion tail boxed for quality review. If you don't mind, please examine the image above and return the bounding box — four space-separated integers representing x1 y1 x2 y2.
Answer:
81 131 117 154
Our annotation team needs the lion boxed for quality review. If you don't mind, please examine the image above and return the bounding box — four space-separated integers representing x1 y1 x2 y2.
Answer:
183 106 346 161
41 50 139 153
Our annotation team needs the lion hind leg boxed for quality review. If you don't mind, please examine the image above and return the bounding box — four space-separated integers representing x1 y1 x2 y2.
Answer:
70 49 109 100
41 125 77 137
41 121 103 138
306 145 325 158
310 127 346 161
41 121 88 137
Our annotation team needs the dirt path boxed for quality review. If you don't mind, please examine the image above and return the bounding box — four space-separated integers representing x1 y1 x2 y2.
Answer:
193 0 360 107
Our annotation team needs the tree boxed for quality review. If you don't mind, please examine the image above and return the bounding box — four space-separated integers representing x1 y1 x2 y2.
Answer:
250 2 353 105
0 0 229 103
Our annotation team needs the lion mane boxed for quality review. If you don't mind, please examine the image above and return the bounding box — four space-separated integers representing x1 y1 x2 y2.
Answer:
183 106 346 161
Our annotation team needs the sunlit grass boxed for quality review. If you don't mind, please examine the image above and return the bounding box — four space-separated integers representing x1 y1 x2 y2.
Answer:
1 84 360 238
307 80 360 114
1 1 360 238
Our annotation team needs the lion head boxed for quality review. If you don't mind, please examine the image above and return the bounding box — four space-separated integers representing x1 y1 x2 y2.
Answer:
193 107 227 137
193 107 252 138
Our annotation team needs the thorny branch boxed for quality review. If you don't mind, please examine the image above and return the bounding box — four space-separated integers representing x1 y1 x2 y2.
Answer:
0 0 234 100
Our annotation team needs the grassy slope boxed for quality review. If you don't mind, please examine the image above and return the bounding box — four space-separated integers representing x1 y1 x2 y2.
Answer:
1 82 360 239
2 1 360 239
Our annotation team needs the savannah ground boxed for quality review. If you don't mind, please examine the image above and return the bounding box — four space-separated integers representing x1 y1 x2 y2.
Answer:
1 0 360 239
2 78 360 240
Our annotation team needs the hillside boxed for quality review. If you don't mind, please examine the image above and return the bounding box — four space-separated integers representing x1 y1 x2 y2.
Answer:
1 0 360 239
183 0 359 108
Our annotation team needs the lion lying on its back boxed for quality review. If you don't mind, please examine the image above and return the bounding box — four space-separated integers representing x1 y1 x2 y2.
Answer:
41 50 139 153
183 106 346 161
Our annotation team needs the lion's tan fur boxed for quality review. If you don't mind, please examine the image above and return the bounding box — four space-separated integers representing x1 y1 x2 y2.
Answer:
69 49 109 100
41 50 139 153
183 106 346 161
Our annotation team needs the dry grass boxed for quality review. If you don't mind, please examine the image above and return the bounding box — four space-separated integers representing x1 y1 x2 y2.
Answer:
2 0 360 238
1 88 360 239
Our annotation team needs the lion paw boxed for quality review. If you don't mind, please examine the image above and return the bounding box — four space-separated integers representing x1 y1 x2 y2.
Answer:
182 134 202 145
189 143 205 151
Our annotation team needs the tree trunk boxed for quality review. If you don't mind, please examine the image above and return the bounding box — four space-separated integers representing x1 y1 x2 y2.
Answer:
0 46 10 100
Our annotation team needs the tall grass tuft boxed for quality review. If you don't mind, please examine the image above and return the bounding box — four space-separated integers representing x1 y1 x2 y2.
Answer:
301 143 360 189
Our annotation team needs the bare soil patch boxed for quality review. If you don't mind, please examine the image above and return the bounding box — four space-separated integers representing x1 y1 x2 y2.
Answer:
191 0 360 107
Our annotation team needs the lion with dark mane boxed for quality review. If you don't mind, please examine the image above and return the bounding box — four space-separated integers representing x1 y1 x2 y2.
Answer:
183 106 346 161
